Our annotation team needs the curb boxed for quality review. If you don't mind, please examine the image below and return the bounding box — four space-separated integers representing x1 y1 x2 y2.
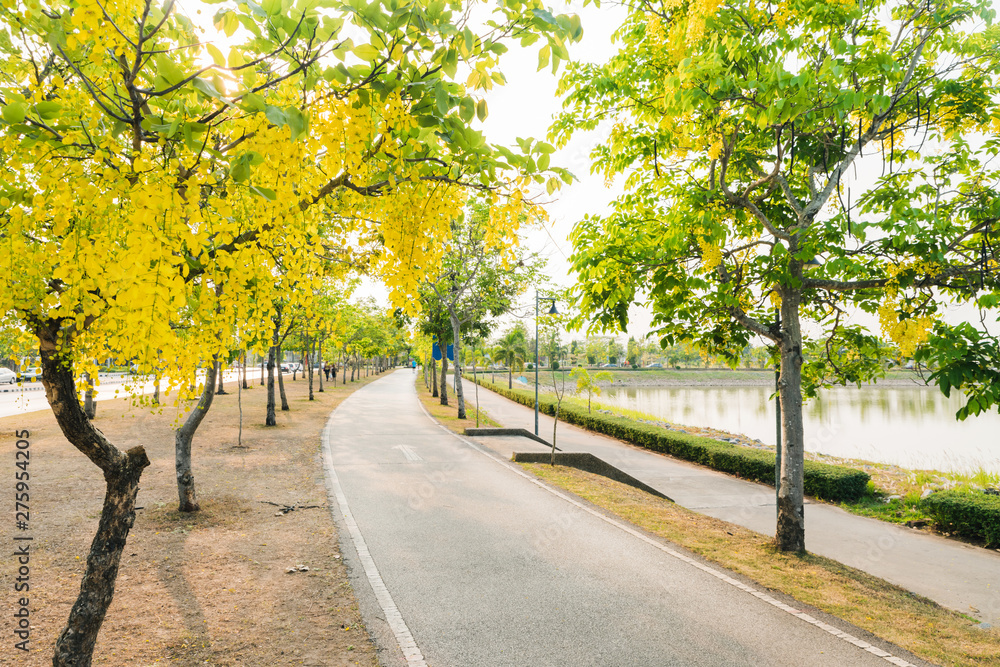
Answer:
464 426 559 449
511 451 672 501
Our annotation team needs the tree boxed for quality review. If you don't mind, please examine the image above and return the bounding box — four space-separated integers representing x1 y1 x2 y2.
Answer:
549 365 570 465
416 199 541 417
626 336 640 368
570 367 613 413
0 0 582 661
495 323 530 388
556 0 1000 552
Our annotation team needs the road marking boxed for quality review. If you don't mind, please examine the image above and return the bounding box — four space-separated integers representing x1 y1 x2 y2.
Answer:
393 444 422 461
321 413 428 667
413 389 919 667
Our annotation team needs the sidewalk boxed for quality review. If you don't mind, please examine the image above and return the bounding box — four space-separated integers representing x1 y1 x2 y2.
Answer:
467 383 1000 626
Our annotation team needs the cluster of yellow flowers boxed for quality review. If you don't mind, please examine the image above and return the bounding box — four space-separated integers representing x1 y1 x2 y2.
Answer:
697 236 724 271
877 260 938 357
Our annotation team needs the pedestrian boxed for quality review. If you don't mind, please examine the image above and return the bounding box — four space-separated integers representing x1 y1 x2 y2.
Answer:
324 365 330 380
412 360 417 372
332 364 337 380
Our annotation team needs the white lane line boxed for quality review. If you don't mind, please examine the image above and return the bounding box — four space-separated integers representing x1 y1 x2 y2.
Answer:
321 414 428 667
393 444 422 461
413 392 919 667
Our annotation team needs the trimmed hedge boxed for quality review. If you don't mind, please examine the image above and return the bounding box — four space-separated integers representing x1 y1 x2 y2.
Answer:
474 378 869 503
921 490 1000 547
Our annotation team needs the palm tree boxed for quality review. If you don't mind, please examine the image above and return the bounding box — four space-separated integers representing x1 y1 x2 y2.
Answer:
495 328 528 389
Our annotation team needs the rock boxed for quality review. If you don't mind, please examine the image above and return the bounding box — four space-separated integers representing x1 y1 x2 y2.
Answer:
985 488 999 496
920 488 933 499
904 519 928 529
886 494 902 502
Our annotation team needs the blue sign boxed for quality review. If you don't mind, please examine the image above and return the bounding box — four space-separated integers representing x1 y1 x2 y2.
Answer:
432 343 454 361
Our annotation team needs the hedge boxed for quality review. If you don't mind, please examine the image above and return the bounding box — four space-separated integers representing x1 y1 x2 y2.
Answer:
920 490 1000 547
473 378 870 503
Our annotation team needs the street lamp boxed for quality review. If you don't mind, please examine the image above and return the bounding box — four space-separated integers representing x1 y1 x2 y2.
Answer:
535 290 558 436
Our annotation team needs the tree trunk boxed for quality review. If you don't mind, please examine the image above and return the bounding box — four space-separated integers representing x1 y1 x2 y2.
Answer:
174 359 218 512
83 372 96 419
450 313 466 419
216 360 227 395
317 337 324 393
266 321 278 426
153 376 160 406
278 344 289 411
37 328 150 667
308 338 315 401
776 286 806 553
508 366 512 390
439 353 449 406
473 359 480 427
431 357 438 397
260 355 265 385
551 403 560 466
242 352 248 389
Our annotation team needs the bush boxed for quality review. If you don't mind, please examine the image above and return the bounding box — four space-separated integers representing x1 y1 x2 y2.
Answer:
474 378 869 503
921 490 1000 547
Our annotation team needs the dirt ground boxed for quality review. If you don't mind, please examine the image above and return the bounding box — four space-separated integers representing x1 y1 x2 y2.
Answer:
1 369 384 666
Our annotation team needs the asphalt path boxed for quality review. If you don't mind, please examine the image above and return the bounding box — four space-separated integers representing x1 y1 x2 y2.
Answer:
323 370 928 667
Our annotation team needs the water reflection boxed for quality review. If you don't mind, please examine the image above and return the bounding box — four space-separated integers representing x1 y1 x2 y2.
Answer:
601 385 1000 474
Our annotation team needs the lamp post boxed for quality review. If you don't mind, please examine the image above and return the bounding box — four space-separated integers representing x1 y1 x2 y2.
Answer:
535 290 558 436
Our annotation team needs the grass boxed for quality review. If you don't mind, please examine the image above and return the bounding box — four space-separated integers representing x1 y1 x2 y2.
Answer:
521 463 999 667
416 370 499 433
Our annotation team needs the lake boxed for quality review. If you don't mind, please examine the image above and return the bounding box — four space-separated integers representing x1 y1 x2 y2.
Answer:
600 384 1000 474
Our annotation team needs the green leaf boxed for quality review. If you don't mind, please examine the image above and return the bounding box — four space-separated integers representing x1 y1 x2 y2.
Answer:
206 43 226 67
34 101 61 120
249 185 276 200
435 86 449 116
285 107 308 141
2 103 25 124
353 43 381 61
264 105 287 127
476 98 487 122
459 97 474 123
537 44 550 72
230 156 251 182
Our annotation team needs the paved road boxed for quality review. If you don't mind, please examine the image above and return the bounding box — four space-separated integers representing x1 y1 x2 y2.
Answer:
470 382 1000 627
323 370 928 666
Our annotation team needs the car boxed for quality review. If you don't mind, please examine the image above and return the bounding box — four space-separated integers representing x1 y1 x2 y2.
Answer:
645 363 663 369
18 366 42 382
601 363 617 368
280 363 291 373
0 368 16 384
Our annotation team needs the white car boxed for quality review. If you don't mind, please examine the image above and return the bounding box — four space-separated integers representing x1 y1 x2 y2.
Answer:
0 368 16 384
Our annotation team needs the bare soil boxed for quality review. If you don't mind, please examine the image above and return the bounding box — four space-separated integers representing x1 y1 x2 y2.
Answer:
1 369 384 666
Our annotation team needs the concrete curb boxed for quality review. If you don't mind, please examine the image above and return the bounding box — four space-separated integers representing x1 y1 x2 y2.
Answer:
464 427 560 450
511 451 673 501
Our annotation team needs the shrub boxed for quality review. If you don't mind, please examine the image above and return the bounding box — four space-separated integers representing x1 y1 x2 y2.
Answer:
921 490 1000 547
473 378 869 503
